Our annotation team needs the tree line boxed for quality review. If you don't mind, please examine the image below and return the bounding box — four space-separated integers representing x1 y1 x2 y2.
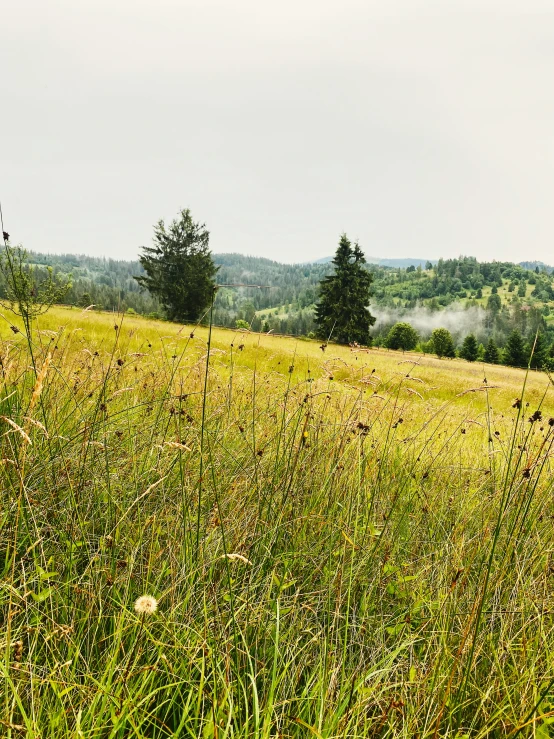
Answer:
2 207 554 371
382 321 553 369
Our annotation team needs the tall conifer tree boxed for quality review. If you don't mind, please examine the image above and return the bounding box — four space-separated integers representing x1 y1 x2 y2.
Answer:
528 332 548 369
315 235 375 344
459 333 478 362
504 329 527 368
136 209 217 322
484 337 499 364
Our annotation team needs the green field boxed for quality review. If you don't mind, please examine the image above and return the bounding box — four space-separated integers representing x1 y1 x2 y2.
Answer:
2 306 554 737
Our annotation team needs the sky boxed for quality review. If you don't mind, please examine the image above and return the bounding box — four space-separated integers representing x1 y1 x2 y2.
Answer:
2 0 554 264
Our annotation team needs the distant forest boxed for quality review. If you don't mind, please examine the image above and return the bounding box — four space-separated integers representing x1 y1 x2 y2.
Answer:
3 251 554 353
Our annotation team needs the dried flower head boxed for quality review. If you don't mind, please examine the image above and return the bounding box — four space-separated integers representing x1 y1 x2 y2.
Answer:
134 595 158 615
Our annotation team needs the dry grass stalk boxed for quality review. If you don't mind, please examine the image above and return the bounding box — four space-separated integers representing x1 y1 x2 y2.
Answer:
0 416 32 444
164 441 192 451
221 553 253 565
457 386 500 396
29 352 52 413
23 417 48 436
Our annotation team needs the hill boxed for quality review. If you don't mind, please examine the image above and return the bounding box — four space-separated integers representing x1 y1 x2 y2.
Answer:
313 255 435 268
10 251 554 356
519 260 553 273
2 305 554 735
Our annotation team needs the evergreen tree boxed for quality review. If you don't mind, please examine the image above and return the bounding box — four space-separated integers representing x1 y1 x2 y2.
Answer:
528 332 549 370
136 209 217 322
386 322 419 351
504 329 527 367
483 337 499 364
78 292 92 308
545 342 554 372
315 235 375 344
431 328 456 358
486 293 502 314
459 333 478 362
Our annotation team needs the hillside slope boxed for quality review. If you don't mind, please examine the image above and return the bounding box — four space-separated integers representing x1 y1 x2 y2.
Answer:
2 307 554 735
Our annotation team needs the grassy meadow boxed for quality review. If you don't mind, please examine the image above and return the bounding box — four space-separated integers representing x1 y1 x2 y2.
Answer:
2 305 554 737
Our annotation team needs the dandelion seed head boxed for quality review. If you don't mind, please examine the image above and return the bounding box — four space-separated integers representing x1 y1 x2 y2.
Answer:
134 595 158 615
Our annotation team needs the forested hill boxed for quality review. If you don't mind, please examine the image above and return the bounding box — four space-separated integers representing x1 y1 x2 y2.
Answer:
5 251 554 349
18 250 330 325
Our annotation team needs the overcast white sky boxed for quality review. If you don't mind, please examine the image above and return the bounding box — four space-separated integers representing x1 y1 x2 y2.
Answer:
2 1 554 263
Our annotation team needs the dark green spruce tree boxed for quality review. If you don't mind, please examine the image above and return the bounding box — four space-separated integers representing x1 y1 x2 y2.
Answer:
315 235 375 344
504 329 527 368
528 332 548 370
135 209 217 322
459 333 478 362
483 337 499 364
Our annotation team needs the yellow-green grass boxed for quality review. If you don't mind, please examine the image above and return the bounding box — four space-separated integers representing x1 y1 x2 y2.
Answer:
1 305 554 737
3 304 550 415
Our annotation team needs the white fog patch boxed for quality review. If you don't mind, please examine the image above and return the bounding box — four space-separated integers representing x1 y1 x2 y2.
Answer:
371 305 486 341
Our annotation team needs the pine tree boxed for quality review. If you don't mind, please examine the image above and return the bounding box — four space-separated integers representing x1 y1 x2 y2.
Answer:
431 328 456 358
315 235 375 344
504 329 527 368
459 333 478 362
135 209 217 322
483 337 499 364
528 332 548 370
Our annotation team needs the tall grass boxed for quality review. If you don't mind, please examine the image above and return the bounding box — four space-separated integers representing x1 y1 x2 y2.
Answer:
1 310 554 737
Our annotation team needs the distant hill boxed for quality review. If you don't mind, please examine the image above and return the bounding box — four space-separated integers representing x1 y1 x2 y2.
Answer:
312 256 436 269
314 255 554 272
518 261 553 274
3 250 554 347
